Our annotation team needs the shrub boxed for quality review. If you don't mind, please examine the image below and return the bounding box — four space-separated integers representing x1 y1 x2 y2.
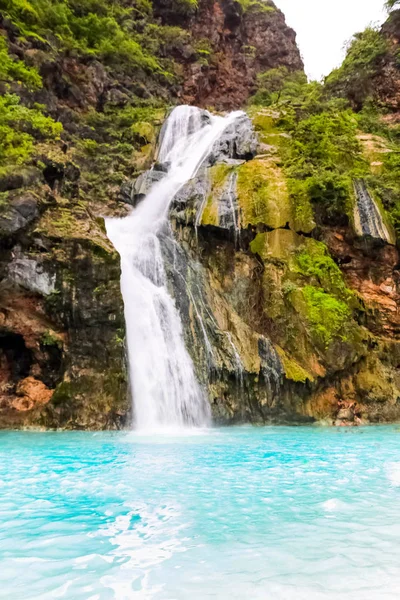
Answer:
285 111 363 176
237 0 275 13
0 35 42 90
0 0 162 73
325 28 389 109
0 94 62 171
251 68 307 106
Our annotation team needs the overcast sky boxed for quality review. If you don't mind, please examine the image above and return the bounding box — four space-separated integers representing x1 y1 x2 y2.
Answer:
275 0 387 80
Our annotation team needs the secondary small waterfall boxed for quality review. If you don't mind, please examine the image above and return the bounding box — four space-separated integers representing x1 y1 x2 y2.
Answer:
106 105 243 429
353 179 393 244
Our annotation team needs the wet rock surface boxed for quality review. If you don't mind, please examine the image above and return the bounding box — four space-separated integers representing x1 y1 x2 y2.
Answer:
0 193 39 236
164 109 400 426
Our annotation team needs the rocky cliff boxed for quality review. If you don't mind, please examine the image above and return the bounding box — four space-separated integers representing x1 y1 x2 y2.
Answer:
1 0 400 429
167 107 400 426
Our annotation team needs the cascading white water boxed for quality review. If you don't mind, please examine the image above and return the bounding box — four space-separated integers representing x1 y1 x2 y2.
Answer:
353 179 392 243
106 105 243 429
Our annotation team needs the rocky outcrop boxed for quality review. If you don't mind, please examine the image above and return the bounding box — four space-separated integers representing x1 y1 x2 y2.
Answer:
0 172 128 429
165 107 400 426
1 0 302 124
377 9 400 116
178 0 303 108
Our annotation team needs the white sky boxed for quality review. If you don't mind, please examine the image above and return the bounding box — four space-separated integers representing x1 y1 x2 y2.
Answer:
275 0 388 80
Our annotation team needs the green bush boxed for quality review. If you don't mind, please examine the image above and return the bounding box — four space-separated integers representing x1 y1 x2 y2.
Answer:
0 0 162 73
253 71 368 224
285 111 364 176
237 0 275 13
251 67 307 107
154 0 198 18
368 146 400 239
0 35 42 89
325 28 389 109
0 94 62 172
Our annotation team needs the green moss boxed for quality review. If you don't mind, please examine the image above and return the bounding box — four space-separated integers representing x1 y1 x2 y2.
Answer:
211 163 233 189
247 106 290 151
251 228 358 351
250 232 267 258
276 346 314 383
249 109 276 135
35 205 114 254
287 179 316 233
51 370 126 413
298 285 351 348
292 238 353 300
128 121 156 145
201 195 219 227
237 159 291 229
115 328 125 347
200 164 233 227
41 329 63 349
252 232 355 304
194 38 213 64
236 0 275 14
243 45 256 58
250 229 303 262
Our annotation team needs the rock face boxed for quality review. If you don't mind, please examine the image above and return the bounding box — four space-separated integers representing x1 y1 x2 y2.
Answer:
377 10 400 116
0 1 302 119
177 0 304 108
0 180 128 429
165 108 400 426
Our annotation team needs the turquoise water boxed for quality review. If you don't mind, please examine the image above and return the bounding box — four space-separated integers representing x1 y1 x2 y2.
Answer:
1 427 400 599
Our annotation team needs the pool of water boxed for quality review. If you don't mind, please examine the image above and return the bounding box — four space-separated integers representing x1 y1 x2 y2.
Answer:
1 426 400 599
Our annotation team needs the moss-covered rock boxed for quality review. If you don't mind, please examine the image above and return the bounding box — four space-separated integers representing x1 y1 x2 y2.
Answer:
236 158 291 229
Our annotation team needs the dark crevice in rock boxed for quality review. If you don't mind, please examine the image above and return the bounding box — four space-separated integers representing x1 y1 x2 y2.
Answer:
0 331 32 383
43 161 65 191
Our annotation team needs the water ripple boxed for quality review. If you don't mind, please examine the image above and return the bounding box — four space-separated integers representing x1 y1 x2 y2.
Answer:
0 426 400 599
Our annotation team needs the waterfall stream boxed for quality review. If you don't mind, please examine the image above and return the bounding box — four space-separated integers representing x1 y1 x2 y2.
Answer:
353 179 392 243
106 106 243 429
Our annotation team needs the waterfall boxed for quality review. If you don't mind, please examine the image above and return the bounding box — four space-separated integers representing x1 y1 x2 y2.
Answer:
353 179 393 244
106 105 243 429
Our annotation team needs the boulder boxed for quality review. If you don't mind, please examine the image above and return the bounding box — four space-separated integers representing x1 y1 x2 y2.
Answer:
211 113 257 162
13 376 53 411
0 168 42 193
7 251 55 296
0 192 39 236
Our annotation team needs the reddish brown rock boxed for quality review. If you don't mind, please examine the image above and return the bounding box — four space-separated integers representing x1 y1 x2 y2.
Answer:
323 227 400 338
180 0 303 109
14 376 53 410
